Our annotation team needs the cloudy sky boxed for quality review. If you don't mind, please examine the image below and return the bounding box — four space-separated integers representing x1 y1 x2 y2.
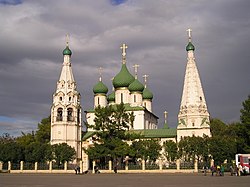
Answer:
0 0 250 136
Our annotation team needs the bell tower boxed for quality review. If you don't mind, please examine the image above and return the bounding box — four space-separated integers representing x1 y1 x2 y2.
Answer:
177 29 211 141
51 35 82 160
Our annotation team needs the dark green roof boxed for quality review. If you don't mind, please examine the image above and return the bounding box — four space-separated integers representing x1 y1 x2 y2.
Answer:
82 128 177 140
128 79 144 92
113 64 135 88
142 87 153 100
186 41 195 51
107 91 115 102
63 46 72 55
93 81 108 94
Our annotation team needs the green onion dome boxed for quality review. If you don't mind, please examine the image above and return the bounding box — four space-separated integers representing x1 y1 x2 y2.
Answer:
186 42 195 51
107 91 115 102
63 46 72 55
128 79 144 93
113 64 135 88
93 81 108 94
142 87 153 100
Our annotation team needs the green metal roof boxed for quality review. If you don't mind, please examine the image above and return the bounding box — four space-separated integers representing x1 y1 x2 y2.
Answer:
107 91 115 102
128 79 144 93
63 46 72 55
142 87 153 100
93 81 108 94
113 64 135 88
186 41 195 51
82 128 177 140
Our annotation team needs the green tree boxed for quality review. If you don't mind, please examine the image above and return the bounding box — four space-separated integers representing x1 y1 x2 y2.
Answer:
35 116 51 144
178 136 209 163
240 95 250 152
131 139 161 162
163 140 178 162
52 143 76 166
0 141 24 163
85 103 135 163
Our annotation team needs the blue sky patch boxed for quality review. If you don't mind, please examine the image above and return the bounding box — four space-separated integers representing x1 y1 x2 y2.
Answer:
111 0 127 6
0 0 22 5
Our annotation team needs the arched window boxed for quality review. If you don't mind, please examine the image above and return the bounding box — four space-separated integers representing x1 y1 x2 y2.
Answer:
57 108 63 121
67 108 73 121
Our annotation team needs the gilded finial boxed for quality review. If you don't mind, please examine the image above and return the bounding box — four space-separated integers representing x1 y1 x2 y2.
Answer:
133 64 140 79
120 43 128 64
186 28 192 42
98 67 103 81
143 74 149 88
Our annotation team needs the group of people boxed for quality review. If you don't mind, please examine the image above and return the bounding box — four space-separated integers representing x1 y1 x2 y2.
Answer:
209 165 225 176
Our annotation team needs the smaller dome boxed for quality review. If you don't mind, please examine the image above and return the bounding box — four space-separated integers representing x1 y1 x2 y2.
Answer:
128 79 144 93
107 91 115 102
93 81 108 94
63 46 72 56
142 87 153 100
186 42 195 51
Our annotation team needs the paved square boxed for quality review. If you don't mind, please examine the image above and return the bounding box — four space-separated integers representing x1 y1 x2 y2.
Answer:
1 173 249 187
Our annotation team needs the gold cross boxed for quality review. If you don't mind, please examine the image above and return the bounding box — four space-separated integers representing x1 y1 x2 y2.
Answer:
164 111 168 124
142 74 149 88
133 64 140 78
66 33 70 46
120 43 128 57
186 28 192 41
98 67 103 81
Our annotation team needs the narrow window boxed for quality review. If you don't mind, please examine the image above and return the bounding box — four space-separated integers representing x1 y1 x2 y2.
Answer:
200 97 202 101
134 95 136 102
121 93 123 103
77 109 80 123
67 108 73 121
57 108 63 121
60 97 62 101
69 97 71 101
98 97 100 105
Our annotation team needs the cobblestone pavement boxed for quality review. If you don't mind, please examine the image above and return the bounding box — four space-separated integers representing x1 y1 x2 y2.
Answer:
1 173 249 187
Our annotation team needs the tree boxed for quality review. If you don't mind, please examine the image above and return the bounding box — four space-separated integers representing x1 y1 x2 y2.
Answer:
240 95 250 125
52 143 76 166
178 136 209 163
85 103 135 164
209 119 238 163
35 116 51 144
131 139 162 162
163 140 178 162
0 141 24 163
209 136 236 164
240 95 250 152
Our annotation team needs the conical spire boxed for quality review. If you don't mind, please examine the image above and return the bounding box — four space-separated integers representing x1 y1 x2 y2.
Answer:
178 29 210 139
58 35 75 90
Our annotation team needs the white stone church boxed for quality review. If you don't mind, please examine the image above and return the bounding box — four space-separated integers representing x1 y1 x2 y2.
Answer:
50 30 211 167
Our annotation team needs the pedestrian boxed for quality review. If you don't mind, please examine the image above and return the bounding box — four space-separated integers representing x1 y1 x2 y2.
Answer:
204 165 207 176
77 165 80 174
210 165 215 176
74 165 78 174
220 165 224 176
230 166 234 176
114 166 117 173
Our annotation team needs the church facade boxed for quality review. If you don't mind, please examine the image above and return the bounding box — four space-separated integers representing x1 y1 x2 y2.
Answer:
50 30 211 165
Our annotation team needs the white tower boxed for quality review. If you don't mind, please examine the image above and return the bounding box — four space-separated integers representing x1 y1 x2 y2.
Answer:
177 29 211 141
51 36 82 160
